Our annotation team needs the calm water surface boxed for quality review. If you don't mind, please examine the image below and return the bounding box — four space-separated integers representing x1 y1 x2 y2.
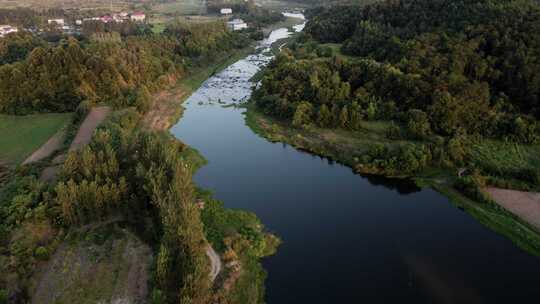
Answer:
171 23 540 303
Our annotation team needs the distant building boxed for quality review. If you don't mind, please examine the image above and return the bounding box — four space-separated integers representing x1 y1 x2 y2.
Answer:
75 19 83 26
83 17 101 22
0 25 18 37
221 8 233 15
100 15 113 23
227 19 247 31
112 12 130 22
47 19 65 26
130 12 146 22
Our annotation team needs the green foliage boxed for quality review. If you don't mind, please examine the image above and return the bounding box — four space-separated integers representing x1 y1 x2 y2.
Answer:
0 32 45 64
406 109 432 139
292 101 313 128
53 111 212 304
34 246 49 260
0 21 245 115
297 0 540 142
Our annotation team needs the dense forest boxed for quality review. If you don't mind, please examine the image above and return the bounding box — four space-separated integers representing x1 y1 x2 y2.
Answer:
253 0 540 187
0 21 248 114
256 0 540 141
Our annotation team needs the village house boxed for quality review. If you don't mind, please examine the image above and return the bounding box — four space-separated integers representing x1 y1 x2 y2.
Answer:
0 25 17 37
226 19 248 31
130 12 146 22
47 19 65 26
221 8 233 15
100 15 113 23
112 12 130 23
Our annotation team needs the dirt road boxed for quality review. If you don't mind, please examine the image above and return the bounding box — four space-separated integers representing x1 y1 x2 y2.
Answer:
69 106 111 151
23 130 65 165
39 107 111 183
486 187 540 232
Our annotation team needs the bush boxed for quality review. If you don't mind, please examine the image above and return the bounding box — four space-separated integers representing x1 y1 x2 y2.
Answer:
406 109 431 139
34 246 49 260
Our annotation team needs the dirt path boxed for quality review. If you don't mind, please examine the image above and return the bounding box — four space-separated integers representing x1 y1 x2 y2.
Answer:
142 87 187 131
69 106 111 151
23 129 65 165
206 244 222 282
486 187 540 232
39 107 111 183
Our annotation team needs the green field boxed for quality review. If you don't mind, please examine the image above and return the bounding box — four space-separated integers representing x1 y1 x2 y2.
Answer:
152 0 207 16
0 113 72 165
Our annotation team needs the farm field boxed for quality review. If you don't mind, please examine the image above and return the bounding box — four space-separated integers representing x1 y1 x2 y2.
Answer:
152 0 207 16
0 113 72 165
0 0 134 10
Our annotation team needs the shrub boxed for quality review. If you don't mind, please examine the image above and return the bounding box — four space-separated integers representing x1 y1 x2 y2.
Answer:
34 246 49 260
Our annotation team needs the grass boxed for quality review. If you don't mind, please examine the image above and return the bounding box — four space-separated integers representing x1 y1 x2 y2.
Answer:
0 113 72 165
152 0 207 16
432 183 540 257
319 43 360 60
244 105 415 168
0 0 131 10
30 223 152 304
470 139 540 174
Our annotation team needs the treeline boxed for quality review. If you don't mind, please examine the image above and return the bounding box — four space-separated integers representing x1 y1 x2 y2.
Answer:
304 0 540 121
255 0 540 143
0 21 247 114
58 111 211 303
0 32 45 65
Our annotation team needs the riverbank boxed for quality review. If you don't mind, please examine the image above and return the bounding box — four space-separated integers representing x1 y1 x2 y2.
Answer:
144 36 283 303
244 104 540 256
143 46 256 131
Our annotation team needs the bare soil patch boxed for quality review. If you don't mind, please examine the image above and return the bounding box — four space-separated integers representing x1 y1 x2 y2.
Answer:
31 224 152 304
143 87 187 131
486 187 540 232
70 106 111 151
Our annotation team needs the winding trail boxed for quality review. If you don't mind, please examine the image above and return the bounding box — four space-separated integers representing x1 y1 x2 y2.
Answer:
206 244 222 282
69 106 111 151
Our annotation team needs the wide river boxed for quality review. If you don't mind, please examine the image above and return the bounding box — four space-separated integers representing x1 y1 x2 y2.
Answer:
171 22 540 303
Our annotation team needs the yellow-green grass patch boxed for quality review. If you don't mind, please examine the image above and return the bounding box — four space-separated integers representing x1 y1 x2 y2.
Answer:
0 113 72 165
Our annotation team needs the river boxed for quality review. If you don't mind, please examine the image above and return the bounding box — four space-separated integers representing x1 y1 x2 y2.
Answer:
170 22 540 303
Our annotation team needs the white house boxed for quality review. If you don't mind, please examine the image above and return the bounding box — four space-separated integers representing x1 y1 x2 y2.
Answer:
227 19 248 31
130 12 146 22
0 25 18 37
47 19 65 26
220 8 233 15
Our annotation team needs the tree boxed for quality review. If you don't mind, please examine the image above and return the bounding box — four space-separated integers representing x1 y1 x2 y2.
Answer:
317 104 332 127
339 105 350 129
135 86 152 113
292 102 313 128
406 109 432 139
